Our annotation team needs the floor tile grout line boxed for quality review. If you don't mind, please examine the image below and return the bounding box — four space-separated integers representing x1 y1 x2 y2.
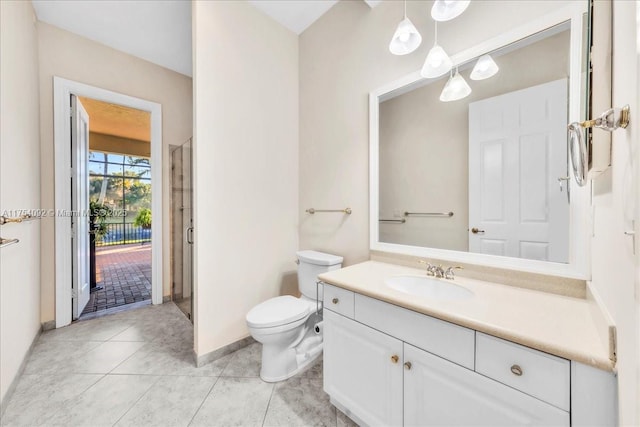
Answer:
213 353 235 376
104 324 137 342
107 340 151 375
7 304 218 427
24 340 105 376
261 381 277 427
186 375 221 427
110 375 162 427
219 351 239 377
35 373 107 425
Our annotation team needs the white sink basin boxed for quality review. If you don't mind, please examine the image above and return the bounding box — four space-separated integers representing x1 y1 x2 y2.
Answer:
385 275 474 300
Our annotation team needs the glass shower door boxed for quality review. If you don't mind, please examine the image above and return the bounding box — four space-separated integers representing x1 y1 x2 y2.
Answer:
171 139 193 321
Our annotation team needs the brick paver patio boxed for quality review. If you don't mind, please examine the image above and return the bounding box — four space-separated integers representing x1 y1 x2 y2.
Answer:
81 243 152 316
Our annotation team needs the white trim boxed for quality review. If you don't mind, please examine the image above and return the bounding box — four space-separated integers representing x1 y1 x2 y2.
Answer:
54 77 163 328
369 2 591 280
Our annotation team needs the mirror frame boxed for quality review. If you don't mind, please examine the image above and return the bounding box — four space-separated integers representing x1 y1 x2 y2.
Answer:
369 2 590 280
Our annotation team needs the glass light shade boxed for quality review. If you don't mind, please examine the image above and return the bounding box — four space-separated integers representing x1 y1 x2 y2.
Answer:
440 70 472 102
420 44 453 78
470 54 499 80
431 0 471 22
389 18 422 55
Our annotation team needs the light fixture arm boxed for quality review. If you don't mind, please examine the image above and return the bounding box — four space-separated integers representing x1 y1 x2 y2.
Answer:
578 105 630 131
568 105 631 187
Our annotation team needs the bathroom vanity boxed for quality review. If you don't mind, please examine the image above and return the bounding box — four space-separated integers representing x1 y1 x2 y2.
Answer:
319 261 617 427
329 2 619 424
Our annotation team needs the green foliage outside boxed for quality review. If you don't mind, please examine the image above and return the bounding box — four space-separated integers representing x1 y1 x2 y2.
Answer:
89 153 151 224
134 208 152 229
89 200 113 241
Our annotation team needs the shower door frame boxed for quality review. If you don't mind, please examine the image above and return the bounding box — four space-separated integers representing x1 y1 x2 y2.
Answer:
170 140 194 321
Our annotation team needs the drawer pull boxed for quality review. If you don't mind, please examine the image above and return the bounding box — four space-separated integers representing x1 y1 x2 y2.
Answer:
510 364 523 376
391 355 399 364
404 361 412 370
332 298 339 304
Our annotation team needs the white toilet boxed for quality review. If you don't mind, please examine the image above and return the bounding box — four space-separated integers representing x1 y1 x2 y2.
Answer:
246 250 343 382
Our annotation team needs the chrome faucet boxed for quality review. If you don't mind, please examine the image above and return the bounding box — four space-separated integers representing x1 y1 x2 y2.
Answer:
419 260 445 277
431 265 446 278
444 266 463 280
419 260 462 279
419 260 436 276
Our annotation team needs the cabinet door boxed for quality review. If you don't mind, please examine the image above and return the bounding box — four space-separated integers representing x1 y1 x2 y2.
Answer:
324 309 403 427
403 343 570 427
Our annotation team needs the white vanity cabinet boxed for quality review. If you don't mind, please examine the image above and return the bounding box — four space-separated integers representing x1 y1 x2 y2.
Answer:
322 283 616 427
323 309 403 426
403 343 569 426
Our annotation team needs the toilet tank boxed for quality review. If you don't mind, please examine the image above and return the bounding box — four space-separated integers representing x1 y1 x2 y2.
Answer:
296 250 343 300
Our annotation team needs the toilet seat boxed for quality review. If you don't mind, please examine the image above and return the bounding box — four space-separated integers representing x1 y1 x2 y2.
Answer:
246 296 312 329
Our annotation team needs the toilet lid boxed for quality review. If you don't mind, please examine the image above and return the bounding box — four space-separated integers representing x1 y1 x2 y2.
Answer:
246 296 311 328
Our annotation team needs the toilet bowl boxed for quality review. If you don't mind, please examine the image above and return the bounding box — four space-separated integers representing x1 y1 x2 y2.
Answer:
246 250 343 382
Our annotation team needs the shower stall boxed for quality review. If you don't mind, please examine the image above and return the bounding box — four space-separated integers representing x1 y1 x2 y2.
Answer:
171 139 193 321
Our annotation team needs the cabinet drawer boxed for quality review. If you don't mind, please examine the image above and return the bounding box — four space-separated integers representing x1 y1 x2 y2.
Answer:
475 332 570 411
323 284 354 319
355 294 475 369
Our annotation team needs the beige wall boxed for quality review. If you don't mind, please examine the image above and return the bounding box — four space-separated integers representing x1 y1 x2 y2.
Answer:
379 31 569 251
590 1 640 424
192 1 299 357
0 1 42 405
299 0 571 266
37 22 193 322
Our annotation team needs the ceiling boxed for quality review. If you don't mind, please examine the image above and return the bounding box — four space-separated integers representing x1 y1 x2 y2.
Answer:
31 1 380 78
248 1 338 35
79 97 151 142
31 0 192 76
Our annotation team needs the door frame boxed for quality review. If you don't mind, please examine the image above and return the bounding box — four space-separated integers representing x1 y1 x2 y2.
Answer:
54 77 163 327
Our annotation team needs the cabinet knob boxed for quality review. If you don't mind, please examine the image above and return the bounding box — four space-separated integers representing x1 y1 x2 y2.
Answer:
391 355 399 364
332 298 339 304
510 364 523 376
404 362 412 370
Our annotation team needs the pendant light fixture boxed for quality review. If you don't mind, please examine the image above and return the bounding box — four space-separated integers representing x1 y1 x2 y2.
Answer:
420 22 453 78
389 0 422 55
470 54 499 80
431 0 471 22
440 68 472 102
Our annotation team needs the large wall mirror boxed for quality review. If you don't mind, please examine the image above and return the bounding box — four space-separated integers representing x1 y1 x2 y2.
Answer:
370 3 590 279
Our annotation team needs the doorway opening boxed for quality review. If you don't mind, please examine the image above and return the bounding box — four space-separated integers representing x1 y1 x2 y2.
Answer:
79 97 154 317
54 77 163 328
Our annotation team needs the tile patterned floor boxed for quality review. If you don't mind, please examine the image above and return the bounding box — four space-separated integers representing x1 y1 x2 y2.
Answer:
82 244 152 316
1 303 358 427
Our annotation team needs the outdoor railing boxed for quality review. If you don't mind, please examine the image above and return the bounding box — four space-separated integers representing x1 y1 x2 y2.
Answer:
97 223 152 246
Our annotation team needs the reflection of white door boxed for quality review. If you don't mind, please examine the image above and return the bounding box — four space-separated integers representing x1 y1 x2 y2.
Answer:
71 95 90 319
469 79 569 263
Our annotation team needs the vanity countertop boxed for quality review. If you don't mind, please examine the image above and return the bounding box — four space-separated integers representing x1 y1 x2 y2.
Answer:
318 261 614 372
